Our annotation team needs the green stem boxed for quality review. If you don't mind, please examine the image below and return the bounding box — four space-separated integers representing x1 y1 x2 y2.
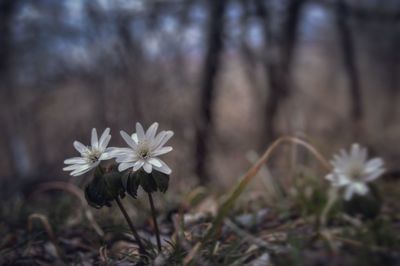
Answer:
115 197 147 256
319 187 339 229
147 192 162 251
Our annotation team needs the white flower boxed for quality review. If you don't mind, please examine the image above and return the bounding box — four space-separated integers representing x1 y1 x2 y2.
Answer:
63 128 114 176
114 122 173 175
326 143 385 201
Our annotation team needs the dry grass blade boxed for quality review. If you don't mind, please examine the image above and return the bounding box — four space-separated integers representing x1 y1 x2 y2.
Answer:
99 245 108 263
319 187 338 227
224 219 286 253
331 235 399 255
32 181 104 237
187 136 330 264
27 213 63 259
171 212 210 266
183 242 201 266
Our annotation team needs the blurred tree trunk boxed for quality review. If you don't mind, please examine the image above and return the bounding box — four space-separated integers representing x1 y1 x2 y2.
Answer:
383 31 400 127
0 0 23 177
334 0 363 138
115 14 144 125
256 0 304 149
195 0 227 183
239 0 264 106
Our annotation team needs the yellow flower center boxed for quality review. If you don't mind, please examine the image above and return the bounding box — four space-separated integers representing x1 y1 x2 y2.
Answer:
87 149 101 163
137 141 150 159
348 164 363 180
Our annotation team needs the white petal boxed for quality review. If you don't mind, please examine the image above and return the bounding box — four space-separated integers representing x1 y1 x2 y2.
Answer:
136 122 146 141
99 128 111 149
336 174 351 186
364 169 385 182
344 185 355 201
143 162 152 173
152 130 174 150
133 160 145 171
131 133 138 144
70 168 90 176
148 157 162 167
350 143 360 158
64 157 87 164
326 173 350 187
101 135 111 150
352 182 369 196
99 150 116 161
151 131 166 149
364 158 384 173
115 156 131 163
70 163 97 176
120 131 137 149
152 146 173 157
339 149 348 158
115 154 138 163
63 164 86 171
359 147 368 163
325 173 335 182
73 141 89 154
108 147 132 157
146 122 159 140
153 159 172 175
118 162 135 172
91 128 98 149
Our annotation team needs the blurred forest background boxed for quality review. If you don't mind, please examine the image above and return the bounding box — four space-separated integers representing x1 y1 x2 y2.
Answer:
1 0 400 195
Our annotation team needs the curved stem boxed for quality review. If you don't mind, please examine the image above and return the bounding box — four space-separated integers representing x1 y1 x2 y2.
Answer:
147 192 162 251
115 197 147 256
199 136 330 249
319 187 339 228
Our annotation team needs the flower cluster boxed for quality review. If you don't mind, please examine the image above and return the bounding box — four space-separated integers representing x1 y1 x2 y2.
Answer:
63 122 173 177
63 122 173 254
63 122 173 209
63 122 174 254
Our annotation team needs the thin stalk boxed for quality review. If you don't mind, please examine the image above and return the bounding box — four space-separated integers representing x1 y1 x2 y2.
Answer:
319 187 338 228
186 136 330 265
115 197 147 256
147 192 162 251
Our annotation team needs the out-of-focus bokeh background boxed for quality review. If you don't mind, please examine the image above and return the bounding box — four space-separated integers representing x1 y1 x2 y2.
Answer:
1 0 399 194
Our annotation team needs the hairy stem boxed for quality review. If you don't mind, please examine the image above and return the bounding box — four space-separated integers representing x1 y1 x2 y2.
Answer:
115 197 147 256
147 192 162 251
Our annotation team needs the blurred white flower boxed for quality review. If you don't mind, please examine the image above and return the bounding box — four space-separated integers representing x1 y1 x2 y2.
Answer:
115 122 173 174
63 128 113 176
326 143 385 201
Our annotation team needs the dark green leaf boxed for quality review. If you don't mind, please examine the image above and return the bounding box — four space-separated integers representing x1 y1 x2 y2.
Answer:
104 167 125 199
152 170 169 193
137 170 158 193
84 166 125 209
122 171 140 198
343 184 381 220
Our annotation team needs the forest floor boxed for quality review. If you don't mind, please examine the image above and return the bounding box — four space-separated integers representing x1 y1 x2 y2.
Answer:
1 144 400 265
1 178 400 266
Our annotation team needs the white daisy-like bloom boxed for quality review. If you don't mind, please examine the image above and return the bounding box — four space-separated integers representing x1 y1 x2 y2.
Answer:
326 143 385 201
63 128 114 176
114 122 173 175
